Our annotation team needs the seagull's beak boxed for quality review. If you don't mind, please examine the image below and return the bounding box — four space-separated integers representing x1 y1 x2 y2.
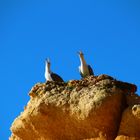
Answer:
77 51 83 55
45 58 50 63
47 58 50 63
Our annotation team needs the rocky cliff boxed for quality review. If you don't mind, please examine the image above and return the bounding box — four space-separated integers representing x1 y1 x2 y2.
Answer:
10 75 140 140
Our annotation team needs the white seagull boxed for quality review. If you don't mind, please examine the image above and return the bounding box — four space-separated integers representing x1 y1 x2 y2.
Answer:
45 58 64 82
78 51 94 78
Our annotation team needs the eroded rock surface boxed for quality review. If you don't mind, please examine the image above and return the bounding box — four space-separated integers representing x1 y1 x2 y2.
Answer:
115 105 140 140
10 75 140 140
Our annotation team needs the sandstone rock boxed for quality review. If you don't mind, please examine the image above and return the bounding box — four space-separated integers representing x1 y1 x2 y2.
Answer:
115 105 140 140
126 93 140 106
115 135 140 140
10 75 139 140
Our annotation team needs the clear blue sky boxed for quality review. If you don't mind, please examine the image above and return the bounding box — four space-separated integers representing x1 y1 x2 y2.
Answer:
0 0 140 139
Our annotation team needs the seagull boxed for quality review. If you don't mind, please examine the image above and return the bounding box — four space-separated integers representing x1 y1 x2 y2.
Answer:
78 51 94 78
45 58 64 82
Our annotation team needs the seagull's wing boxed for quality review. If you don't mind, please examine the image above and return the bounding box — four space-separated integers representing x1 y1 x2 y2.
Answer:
88 65 94 75
51 73 64 82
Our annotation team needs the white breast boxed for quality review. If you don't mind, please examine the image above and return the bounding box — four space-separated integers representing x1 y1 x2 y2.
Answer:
45 67 53 81
45 72 53 81
80 64 89 75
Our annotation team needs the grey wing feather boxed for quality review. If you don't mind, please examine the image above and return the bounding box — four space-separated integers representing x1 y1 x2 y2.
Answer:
88 65 94 75
51 73 64 82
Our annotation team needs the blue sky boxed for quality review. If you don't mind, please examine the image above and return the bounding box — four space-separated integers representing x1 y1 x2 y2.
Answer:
0 0 140 139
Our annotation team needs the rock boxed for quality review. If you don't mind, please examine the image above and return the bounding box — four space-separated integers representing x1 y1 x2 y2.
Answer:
115 105 140 140
126 93 140 106
115 135 140 140
132 104 140 118
10 75 139 140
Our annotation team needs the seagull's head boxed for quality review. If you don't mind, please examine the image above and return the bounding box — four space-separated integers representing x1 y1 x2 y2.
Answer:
77 51 84 57
45 58 51 66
